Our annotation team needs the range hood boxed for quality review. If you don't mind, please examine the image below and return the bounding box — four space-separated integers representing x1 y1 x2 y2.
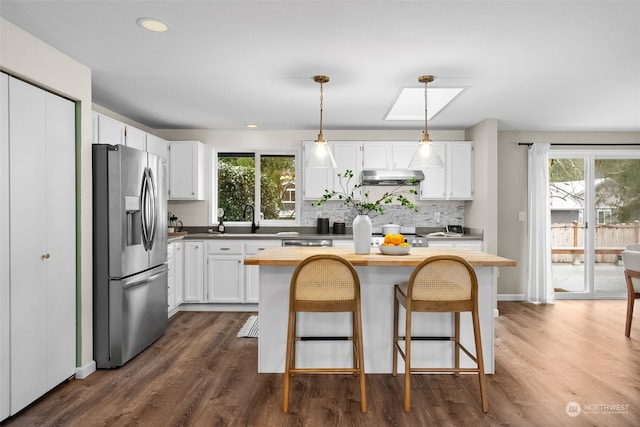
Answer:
361 169 425 186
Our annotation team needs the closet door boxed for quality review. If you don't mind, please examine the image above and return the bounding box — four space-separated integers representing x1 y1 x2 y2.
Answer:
9 77 49 413
0 72 10 422
44 88 76 390
8 77 75 415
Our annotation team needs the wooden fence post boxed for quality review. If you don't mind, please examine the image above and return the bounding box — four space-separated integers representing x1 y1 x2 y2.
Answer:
572 221 580 265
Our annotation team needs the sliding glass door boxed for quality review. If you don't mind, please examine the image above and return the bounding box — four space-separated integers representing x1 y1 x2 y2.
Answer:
549 150 640 299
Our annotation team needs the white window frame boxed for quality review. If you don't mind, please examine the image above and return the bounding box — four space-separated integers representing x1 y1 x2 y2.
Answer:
210 148 301 227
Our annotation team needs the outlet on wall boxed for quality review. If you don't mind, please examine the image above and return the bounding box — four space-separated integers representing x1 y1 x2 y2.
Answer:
435 212 441 223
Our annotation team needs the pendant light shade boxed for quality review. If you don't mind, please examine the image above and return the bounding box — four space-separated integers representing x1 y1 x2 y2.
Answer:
409 75 444 169
306 75 337 169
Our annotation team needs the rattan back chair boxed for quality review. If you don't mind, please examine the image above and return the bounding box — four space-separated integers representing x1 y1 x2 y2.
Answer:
622 250 640 337
282 254 367 413
392 255 488 412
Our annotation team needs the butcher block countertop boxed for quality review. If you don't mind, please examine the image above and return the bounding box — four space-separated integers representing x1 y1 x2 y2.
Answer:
243 246 516 267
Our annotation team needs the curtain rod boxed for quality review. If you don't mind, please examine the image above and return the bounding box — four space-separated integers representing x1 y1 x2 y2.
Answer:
518 143 640 147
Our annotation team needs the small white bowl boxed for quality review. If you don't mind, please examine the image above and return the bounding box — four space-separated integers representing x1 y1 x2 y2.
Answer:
378 244 412 255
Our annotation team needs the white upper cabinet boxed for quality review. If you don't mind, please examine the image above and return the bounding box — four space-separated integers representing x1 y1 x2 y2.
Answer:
391 142 419 169
146 133 169 159
362 143 390 169
447 142 474 199
362 141 420 170
94 113 125 145
169 140 205 200
302 140 333 200
420 141 474 200
420 142 448 199
92 112 168 159
124 125 146 151
330 141 363 200
302 141 363 200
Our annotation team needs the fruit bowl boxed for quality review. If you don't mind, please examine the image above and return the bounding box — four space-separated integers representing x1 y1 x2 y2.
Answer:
378 244 412 255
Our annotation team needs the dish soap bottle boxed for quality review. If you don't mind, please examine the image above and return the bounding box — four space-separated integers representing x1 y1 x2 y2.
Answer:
217 208 225 234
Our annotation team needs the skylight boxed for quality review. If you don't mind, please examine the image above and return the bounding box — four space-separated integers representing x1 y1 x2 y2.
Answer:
385 87 464 121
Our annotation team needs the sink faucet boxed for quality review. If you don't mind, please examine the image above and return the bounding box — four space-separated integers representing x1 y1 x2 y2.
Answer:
243 204 259 233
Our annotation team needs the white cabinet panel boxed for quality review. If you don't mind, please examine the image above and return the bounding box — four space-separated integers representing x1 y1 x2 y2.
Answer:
183 241 204 302
331 142 362 200
427 240 483 251
420 142 447 199
205 241 244 303
362 142 417 170
146 133 169 159
169 141 205 200
167 242 184 315
302 140 332 200
420 141 473 200
125 125 146 151
302 141 363 200
447 142 474 199
206 256 244 303
391 142 418 169
94 113 125 145
362 143 390 169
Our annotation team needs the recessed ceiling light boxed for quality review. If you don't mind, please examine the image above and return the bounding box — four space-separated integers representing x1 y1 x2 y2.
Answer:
245 124 258 128
385 87 464 121
137 18 169 33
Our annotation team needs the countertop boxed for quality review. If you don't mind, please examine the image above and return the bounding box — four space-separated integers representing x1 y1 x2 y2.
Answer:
243 246 516 267
174 231 484 242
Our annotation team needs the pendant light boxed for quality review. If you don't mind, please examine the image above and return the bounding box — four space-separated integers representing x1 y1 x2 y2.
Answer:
305 75 337 169
408 75 444 169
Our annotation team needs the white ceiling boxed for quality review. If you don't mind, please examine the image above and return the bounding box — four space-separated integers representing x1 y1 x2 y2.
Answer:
1 0 639 132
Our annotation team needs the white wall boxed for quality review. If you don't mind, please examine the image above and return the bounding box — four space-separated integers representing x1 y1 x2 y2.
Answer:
497 131 640 297
0 18 94 373
465 119 499 254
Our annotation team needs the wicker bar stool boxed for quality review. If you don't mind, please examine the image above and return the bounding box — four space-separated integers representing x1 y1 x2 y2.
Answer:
282 254 367 413
392 255 488 412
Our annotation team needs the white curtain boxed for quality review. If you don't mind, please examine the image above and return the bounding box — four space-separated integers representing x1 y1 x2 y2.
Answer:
526 143 554 304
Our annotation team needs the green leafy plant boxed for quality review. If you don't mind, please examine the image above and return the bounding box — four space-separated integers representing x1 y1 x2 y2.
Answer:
315 170 418 215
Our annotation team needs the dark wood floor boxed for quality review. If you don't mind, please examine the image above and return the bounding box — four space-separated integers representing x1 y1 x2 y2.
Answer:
2 301 639 426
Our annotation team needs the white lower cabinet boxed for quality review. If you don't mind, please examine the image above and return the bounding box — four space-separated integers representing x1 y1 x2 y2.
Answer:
332 240 354 248
205 241 244 303
427 240 483 251
183 241 204 302
245 240 281 303
167 241 184 315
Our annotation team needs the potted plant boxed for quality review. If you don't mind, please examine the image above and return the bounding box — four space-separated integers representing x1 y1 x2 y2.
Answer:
315 170 418 254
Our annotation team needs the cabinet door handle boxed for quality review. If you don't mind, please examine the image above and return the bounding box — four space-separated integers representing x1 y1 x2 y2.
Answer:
220 247 231 251
41 253 50 259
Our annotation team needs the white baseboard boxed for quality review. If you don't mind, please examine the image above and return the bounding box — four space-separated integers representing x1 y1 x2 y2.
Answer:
179 303 258 312
75 360 96 379
497 294 525 301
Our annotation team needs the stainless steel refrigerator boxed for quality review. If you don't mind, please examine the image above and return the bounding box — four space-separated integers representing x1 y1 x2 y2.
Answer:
92 144 168 368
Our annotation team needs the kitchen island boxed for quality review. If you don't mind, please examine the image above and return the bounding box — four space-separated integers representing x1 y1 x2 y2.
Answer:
244 247 515 374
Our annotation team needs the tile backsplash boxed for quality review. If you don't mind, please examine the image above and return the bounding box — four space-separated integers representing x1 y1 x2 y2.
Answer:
302 199 465 228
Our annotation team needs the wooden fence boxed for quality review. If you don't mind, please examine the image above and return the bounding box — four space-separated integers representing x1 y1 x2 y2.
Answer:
551 221 640 263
